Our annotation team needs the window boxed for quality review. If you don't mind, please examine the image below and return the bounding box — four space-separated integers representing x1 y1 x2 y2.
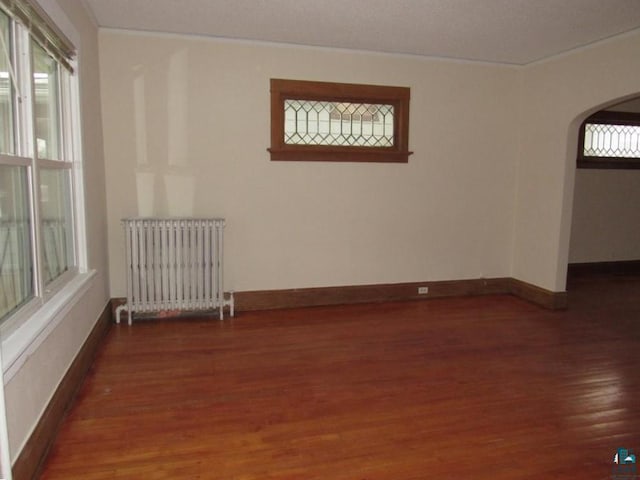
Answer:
0 165 32 319
578 111 640 169
269 79 412 163
0 3 79 324
0 10 13 155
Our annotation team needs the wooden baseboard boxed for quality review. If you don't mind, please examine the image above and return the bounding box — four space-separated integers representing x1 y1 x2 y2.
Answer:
567 260 640 277
235 278 566 312
113 276 566 318
508 278 567 310
234 278 512 311
12 302 112 480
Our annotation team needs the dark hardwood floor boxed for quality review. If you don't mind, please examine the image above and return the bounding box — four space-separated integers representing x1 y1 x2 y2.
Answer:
39 274 640 479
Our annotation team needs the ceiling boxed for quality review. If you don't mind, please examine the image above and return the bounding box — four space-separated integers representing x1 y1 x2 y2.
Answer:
83 0 640 65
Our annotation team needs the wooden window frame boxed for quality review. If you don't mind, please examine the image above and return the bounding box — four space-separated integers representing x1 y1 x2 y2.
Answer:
268 79 412 163
578 111 640 170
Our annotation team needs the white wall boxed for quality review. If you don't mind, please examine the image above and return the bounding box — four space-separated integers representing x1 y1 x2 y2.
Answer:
569 169 640 263
513 30 640 291
608 96 640 112
4 0 109 461
100 31 521 296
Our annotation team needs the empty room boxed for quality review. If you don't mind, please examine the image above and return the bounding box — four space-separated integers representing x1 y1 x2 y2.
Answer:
0 1 639 479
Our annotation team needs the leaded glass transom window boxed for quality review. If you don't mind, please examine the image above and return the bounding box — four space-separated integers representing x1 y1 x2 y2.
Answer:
578 111 640 169
284 100 394 147
583 123 640 158
269 79 411 163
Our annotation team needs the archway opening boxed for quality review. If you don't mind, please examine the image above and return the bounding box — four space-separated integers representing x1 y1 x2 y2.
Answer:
566 95 640 289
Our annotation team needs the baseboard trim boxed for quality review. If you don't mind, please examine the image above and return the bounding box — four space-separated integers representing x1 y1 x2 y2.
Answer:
567 260 640 277
234 277 567 311
234 278 512 311
110 277 566 321
508 278 567 310
12 302 112 480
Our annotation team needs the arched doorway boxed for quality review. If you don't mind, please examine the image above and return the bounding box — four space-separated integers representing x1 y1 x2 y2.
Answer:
566 95 640 287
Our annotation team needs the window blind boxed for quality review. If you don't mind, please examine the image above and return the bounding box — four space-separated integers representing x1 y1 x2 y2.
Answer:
0 0 75 71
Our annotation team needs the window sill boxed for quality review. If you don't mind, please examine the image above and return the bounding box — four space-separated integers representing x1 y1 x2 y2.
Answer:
577 157 640 169
1 270 97 382
268 147 413 163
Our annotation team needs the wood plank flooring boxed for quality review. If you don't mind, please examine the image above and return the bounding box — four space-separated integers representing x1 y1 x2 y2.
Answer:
39 274 640 479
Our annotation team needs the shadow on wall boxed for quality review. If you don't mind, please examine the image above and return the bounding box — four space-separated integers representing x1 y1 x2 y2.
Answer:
133 48 197 218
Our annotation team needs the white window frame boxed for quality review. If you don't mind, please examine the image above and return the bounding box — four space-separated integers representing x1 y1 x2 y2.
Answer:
0 0 90 381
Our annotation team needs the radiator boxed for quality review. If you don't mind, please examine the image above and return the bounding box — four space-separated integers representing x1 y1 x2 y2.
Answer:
115 218 234 324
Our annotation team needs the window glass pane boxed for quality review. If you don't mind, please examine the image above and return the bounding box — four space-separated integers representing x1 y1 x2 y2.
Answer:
0 165 32 320
583 123 640 158
33 42 60 160
0 11 14 155
40 168 73 284
284 99 394 147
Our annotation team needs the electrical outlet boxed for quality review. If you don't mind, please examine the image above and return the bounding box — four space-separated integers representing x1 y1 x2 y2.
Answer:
418 286 429 294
